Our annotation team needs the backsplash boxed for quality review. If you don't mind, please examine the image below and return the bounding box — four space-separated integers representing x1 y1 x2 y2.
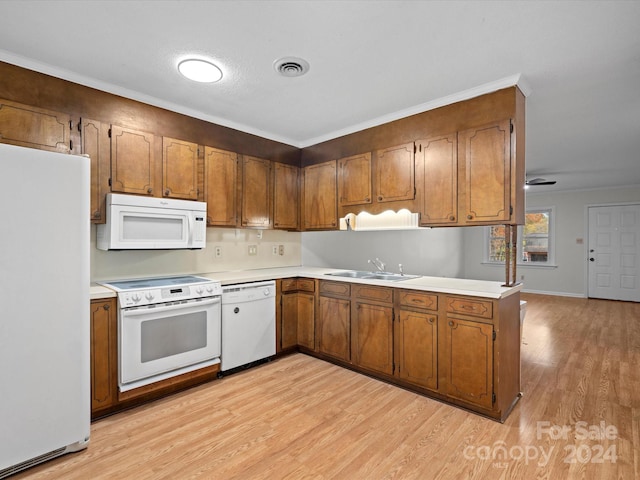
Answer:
91 226 302 282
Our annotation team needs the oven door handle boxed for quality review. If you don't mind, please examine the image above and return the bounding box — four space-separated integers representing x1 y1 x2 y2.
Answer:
122 296 221 316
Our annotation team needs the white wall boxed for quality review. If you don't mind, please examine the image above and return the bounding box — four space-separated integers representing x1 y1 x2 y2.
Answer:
462 186 640 297
91 227 301 282
302 228 465 277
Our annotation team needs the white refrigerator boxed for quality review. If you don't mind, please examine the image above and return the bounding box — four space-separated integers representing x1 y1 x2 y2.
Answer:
0 143 90 477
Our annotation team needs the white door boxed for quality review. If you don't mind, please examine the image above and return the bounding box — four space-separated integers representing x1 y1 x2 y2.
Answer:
588 204 640 301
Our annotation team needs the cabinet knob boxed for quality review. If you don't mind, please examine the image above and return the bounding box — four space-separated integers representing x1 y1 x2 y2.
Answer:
429 318 434 324
448 321 454 327
378 196 383 201
103 304 110 311
449 215 455 221
365 197 370 202
147 187 153 194
164 189 170 196
467 214 473 220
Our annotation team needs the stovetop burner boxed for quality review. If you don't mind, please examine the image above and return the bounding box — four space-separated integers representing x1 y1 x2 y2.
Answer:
99 275 222 307
101 275 212 291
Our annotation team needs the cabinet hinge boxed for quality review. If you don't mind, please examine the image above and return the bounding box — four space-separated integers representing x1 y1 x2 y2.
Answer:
108 178 112 187
492 330 496 341
414 144 417 154
510 205 513 215
492 392 496 404
108 128 112 138
510 122 514 134
393 363 396 374
70 139 73 151
392 311 395 321
77 118 82 132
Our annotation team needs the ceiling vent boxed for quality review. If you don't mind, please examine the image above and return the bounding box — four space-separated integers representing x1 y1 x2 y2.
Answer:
274 57 310 77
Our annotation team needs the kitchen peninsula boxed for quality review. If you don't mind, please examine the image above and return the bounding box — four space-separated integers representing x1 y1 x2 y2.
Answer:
91 266 521 422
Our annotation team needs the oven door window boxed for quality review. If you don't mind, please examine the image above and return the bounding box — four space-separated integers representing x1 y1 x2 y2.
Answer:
141 312 207 362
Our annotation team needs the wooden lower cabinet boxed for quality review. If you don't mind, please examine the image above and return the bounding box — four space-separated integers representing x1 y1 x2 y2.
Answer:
317 295 351 362
280 278 316 351
90 298 118 418
443 317 494 409
396 309 438 390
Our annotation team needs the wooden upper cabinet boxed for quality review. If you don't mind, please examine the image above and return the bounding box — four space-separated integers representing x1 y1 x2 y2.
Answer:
418 133 458 225
375 142 415 203
273 162 299 230
303 160 338 230
0 99 71 153
458 119 512 224
338 152 372 206
162 137 199 200
204 146 238 227
80 118 110 223
241 155 271 228
110 125 156 196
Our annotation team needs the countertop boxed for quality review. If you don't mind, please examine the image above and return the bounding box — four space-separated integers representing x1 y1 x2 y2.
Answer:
91 266 521 301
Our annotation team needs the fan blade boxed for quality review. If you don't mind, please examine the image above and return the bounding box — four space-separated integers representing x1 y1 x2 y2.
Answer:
526 178 556 185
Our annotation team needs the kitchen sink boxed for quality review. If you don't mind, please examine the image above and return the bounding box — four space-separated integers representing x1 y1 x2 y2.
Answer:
325 270 421 281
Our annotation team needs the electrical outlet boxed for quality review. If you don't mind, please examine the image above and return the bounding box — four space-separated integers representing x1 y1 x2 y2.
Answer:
272 245 279 256
214 246 222 258
279 244 284 256
248 245 257 256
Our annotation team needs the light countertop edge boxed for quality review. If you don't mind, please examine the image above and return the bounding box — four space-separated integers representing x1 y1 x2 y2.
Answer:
91 266 521 300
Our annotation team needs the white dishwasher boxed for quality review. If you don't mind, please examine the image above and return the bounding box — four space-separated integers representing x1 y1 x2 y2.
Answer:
221 281 276 373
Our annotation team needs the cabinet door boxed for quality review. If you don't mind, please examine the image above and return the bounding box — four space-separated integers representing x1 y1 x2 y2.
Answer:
318 296 350 362
375 142 415 203
303 160 337 230
204 146 238 227
162 137 198 200
444 317 494 409
352 302 394 376
273 162 299 230
297 292 315 349
90 299 118 417
242 156 271 228
81 118 110 223
0 99 70 153
281 292 298 350
338 152 372 206
418 133 458 225
458 120 511 224
110 125 156 195
396 310 438 390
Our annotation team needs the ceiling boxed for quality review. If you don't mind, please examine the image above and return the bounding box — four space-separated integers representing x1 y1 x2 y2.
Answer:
1 1 639 193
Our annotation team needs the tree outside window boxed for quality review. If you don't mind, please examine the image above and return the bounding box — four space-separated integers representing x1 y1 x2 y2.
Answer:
487 208 554 265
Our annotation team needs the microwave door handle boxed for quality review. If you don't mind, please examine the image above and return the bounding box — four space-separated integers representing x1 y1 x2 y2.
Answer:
187 213 194 246
122 297 221 317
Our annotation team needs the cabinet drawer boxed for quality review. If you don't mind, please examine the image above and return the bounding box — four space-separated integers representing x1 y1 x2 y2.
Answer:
398 290 438 311
281 278 298 292
353 284 393 304
297 278 315 293
319 280 351 297
446 297 493 319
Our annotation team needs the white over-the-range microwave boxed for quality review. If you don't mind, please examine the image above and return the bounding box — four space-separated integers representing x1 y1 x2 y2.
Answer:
96 193 207 250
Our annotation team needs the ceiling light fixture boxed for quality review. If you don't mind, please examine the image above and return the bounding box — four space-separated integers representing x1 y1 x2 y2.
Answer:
178 59 223 83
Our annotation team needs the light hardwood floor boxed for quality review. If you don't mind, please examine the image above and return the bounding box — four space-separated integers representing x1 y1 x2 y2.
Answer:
13 293 640 479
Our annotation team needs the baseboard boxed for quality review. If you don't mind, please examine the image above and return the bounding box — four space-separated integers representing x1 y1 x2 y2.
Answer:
520 288 585 298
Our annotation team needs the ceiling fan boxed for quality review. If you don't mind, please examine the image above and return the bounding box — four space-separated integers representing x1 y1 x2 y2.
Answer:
525 177 557 186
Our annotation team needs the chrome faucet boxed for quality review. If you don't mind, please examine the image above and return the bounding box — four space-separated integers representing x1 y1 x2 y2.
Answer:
368 258 386 272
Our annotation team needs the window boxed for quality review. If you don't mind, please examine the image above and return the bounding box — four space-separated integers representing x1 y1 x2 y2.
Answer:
486 207 555 266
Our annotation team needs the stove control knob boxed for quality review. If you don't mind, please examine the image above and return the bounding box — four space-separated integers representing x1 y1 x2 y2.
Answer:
206 286 214 293
196 287 204 295
264 289 270 296
132 293 141 303
145 292 154 301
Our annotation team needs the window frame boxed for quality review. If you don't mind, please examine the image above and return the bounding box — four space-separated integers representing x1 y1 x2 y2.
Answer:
484 206 557 267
